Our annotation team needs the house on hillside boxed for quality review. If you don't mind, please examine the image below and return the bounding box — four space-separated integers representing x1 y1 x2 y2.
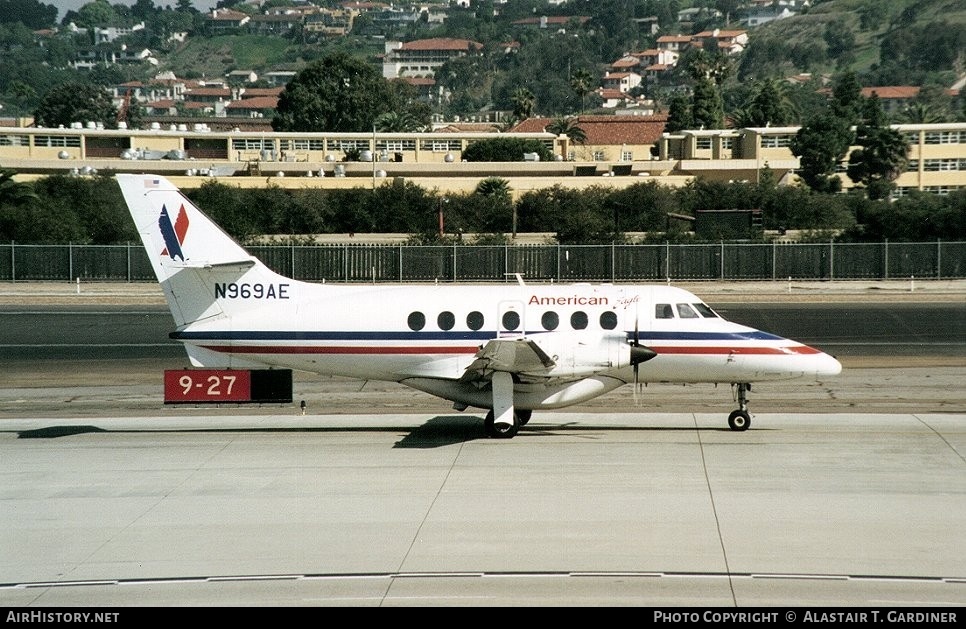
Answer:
382 38 483 79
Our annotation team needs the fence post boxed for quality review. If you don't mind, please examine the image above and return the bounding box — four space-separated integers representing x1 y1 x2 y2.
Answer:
665 241 670 281
127 242 131 282
884 239 889 280
720 241 725 280
10 241 14 282
829 239 834 281
291 243 296 280
937 239 942 280
772 240 777 281
611 243 616 283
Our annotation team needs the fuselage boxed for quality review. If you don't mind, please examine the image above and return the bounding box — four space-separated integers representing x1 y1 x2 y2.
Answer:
170 279 842 410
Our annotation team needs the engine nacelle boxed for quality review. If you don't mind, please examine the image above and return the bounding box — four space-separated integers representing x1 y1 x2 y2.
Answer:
526 331 633 378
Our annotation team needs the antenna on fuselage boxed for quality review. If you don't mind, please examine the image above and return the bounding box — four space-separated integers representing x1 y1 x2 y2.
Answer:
505 273 526 286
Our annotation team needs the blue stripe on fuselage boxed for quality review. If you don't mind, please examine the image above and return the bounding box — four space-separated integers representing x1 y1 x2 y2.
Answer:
170 330 784 342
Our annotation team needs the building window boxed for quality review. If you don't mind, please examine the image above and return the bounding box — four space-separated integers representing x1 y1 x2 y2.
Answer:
0 134 29 146
761 135 791 148
695 137 712 150
592 151 606 161
232 138 271 150
286 138 326 151
33 135 81 148
377 139 416 152
621 150 633 161
421 140 461 152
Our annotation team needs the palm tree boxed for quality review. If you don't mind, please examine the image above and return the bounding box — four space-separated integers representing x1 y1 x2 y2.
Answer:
546 116 587 145
510 88 536 120
475 177 511 198
569 69 595 114
375 111 424 132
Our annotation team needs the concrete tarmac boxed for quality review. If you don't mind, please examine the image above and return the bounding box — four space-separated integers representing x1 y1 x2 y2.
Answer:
1 279 965 607
1 412 965 607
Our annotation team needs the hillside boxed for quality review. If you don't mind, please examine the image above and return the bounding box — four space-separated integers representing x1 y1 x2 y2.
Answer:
741 0 966 81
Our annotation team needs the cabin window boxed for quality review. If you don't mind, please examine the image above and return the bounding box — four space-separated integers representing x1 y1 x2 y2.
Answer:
542 311 559 331
693 303 719 318
676 303 699 318
571 311 588 330
502 311 520 331
466 311 484 331
655 304 674 319
408 311 425 331
599 311 618 330
437 311 455 331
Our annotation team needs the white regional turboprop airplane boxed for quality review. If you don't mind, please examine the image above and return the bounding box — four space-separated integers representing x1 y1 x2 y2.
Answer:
117 174 841 438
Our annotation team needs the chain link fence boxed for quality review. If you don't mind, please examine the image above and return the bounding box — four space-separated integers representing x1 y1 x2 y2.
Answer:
2 241 964 283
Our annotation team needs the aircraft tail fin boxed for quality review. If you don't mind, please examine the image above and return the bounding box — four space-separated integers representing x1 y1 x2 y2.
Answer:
116 174 280 328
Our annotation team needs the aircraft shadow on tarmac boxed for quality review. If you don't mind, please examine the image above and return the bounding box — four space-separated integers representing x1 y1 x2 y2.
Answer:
10 416 768 446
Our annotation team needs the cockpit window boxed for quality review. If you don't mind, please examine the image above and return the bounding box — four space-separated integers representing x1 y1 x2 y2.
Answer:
693 303 719 318
676 303 699 318
655 304 674 319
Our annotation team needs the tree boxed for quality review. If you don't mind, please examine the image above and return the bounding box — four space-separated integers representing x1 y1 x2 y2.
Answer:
273 53 400 133
665 93 693 133
846 97 909 200
510 88 535 120
790 112 854 193
33 82 118 129
569 68 595 113
0 0 57 28
546 116 587 145
375 111 424 132
692 77 724 130
463 137 553 162
823 21 855 67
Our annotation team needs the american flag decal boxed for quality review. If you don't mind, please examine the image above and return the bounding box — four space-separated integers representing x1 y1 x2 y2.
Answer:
144 178 160 188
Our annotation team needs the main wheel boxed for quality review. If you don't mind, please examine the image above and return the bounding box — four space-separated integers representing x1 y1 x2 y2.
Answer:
516 409 532 426
728 409 751 431
484 410 520 438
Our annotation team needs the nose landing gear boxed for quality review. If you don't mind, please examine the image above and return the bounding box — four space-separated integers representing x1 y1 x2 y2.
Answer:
728 383 752 431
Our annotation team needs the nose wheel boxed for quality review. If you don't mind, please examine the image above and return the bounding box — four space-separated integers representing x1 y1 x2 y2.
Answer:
728 383 752 431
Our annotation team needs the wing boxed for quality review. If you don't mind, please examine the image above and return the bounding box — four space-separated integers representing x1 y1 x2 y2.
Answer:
461 338 556 382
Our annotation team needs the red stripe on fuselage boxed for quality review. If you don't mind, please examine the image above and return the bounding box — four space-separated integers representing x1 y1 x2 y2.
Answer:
200 345 480 355
652 345 822 355
196 344 822 357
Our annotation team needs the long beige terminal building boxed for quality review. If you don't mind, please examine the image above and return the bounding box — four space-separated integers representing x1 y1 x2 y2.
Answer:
1 119 964 199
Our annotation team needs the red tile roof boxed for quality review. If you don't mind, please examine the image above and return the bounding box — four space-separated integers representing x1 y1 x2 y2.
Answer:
862 86 920 99
399 38 483 51
509 114 668 145
226 96 279 109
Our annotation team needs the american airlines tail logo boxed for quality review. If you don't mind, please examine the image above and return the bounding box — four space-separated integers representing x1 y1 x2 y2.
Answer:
159 204 189 261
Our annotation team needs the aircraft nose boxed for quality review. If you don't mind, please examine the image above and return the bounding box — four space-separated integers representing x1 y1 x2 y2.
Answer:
814 351 843 377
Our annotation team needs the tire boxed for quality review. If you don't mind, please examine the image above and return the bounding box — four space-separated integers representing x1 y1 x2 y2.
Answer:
728 410 751 431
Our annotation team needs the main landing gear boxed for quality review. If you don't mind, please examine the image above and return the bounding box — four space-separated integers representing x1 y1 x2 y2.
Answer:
483 409 530 438
728 383 752 431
